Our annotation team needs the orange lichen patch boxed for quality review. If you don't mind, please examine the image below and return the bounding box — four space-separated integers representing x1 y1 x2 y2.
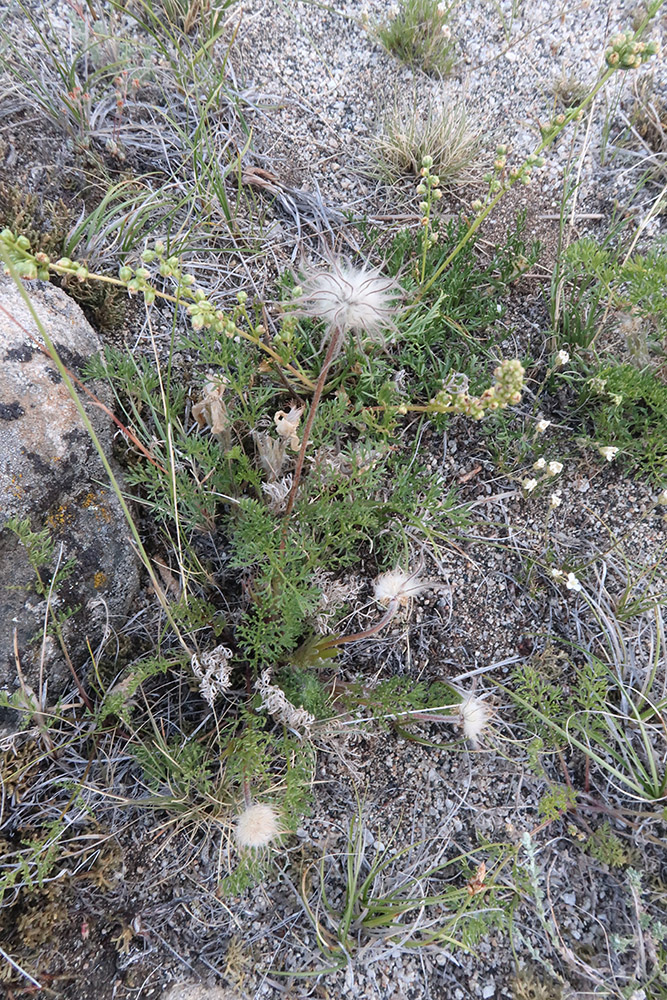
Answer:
8 473 24 498
93 571 108 589
80 490 113 523
46 504 76 532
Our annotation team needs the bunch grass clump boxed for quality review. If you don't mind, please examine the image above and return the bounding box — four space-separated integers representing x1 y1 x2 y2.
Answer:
372 94 485 186
375 0 457 76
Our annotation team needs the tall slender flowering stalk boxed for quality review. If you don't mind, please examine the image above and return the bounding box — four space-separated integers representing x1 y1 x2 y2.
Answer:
282 259 402 527
416 155 442 284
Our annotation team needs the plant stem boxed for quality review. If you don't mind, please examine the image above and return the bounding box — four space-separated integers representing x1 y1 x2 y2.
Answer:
282 327 343 532
320 602 399 649
43 261 316 391
415 57 631 301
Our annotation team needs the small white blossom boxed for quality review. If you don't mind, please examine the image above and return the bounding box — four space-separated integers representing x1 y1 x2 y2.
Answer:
550 568 564 581
457 695 491 746
565 572 582 592
235 803 280 849
549 491 562 508
555 349 570 367
536 418 550 433
522 477 538 493
441 23 452 38
437 0 448 12
598 445 619 462
533 458 546 470
547 461 563 476
274 404 303 451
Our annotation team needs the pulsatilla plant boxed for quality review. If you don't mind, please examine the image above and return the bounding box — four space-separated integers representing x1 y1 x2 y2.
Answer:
282 259 403 520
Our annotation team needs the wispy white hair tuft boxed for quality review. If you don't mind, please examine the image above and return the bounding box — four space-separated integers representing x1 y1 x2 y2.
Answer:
291 258 402 347
457 694 491 746
373 568 432 608
235 802 280 849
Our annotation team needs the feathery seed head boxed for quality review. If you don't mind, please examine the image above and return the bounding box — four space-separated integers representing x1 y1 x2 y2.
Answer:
235 803 280 850
457 695 491 745
290 259 402 347
373 568 430 608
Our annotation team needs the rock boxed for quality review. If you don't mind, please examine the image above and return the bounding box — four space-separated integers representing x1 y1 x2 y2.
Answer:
0 275 140 706
162 987 241 1000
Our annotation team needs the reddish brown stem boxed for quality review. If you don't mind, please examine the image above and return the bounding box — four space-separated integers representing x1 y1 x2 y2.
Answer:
281 326 343 534
320 602 399 649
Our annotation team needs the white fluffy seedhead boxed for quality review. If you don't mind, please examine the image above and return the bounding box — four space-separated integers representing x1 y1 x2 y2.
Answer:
457 694 491 746
291 258 402 349
235 803 280 850
373 568 431 608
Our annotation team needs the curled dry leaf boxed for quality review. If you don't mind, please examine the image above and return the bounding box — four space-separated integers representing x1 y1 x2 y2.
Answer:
192 377 230 441
252 430 287 480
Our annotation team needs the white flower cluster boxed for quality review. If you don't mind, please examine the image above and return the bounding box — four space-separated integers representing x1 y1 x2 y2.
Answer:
522 458 564 495
255 669 316 734
191 644 233 705
597 445 619 463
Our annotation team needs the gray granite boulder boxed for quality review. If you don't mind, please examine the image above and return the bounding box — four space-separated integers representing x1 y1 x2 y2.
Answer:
0 275 139 705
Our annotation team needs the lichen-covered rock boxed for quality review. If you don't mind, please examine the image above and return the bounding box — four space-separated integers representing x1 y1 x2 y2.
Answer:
0 275 139 704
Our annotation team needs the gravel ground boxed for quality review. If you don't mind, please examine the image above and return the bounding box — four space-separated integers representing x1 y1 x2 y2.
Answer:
234 0 667 231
